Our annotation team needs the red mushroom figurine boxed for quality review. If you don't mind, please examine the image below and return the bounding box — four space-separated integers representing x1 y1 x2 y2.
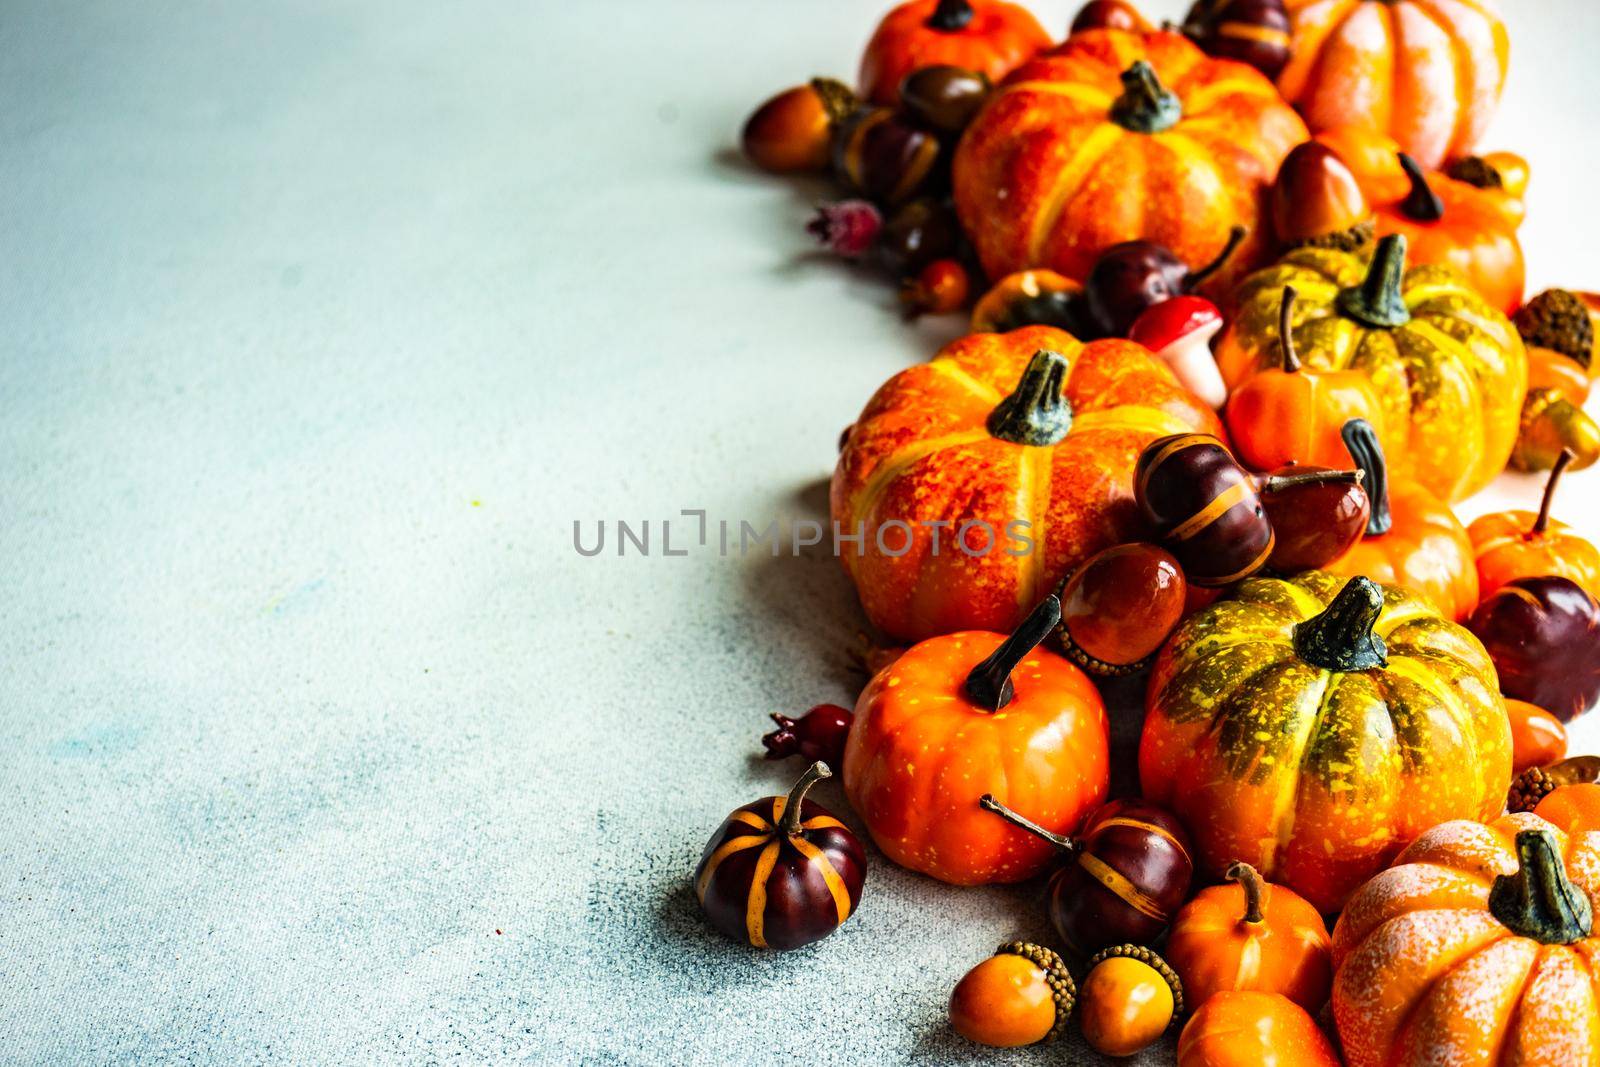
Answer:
1128 296 1228 410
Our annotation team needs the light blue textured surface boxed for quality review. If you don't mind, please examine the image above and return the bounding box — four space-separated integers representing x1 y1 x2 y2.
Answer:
4 1 1599 1063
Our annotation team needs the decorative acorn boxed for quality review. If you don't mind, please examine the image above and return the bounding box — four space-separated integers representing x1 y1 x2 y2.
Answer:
1078 944 1185 1057
899 65 991 134
693 761 866 950
1272 141 1374 252
1183 0 1292 79
1070 1 1152 35
1508 755 1600 814
831 107 942 207
1135 434 1274 587
761 704 854 766
949 941 1077 1047
1053 543 1188 676
980 794 1195 954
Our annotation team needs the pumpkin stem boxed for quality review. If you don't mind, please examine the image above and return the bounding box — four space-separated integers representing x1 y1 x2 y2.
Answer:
1337 234 1412 329
1341 418 1393 537
1258 467 1363 497
1226 862 1267 925
1397 153 1445 223
927 0 975 31
1533 449 1575 536
965 594 1062 711
1185 225 1249 290
988 350 1075 446
1488 828 1594 945
978 793 1081 854
1278 285 1302 373
779 761 831 836
1110 61 1183 134
1292 576 1388 672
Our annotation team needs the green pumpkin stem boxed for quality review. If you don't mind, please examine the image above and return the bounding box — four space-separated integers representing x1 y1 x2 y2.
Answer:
978 793 1081 854
1489 828 1594 944
927 0 975 30
1534 449 1575 535
1293 576 1388 672
1341 418 1393 537
1397 153 1446 223
1110 61 1183 134
966 594 1062 711
1279 285 1302 373
779 761 831 836
1226 863 1267 925
1337 234 1412 329
988 350 1075 446
1186 225 1249 290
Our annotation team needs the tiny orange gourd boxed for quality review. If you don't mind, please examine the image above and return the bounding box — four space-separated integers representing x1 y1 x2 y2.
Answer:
949 941 1076 1047
1177 991 1341 1067
858 0 1051 106
1470 450 1600 603
1078 945 1184 1057
1535 783 1600 839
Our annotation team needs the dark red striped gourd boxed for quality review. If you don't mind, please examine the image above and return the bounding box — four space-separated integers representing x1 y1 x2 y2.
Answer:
981 795 1194 956
1183 0 1292 80
1135 434 1274 587
693 762 866 951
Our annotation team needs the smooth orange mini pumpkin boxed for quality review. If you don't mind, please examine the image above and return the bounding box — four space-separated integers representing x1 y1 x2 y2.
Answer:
1225 285 1391 472
843 595 1110 885
1469 450 1600 603
1328 418 1478 621
832 325 1220 642
1278 0 1510 170
1332 814 1600 1067
1166 862 1333 1014
954 28 1306 297
1177 991 1341 1067
1536 783 1600 838
858 0 1051 106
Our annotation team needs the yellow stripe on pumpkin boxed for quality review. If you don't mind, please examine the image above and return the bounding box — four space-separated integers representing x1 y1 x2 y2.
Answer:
744 840 782 949
791 836 853 925
695 833 772 903
1026 123 1126 266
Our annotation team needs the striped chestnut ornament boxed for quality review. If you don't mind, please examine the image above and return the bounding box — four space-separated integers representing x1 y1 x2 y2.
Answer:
694 762 866 950
1135 434 1274 587
980 795 1194 957
1182 0 1292 81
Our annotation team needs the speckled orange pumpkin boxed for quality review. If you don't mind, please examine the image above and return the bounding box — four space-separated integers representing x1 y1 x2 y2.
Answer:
831 325 1221 642
953 28 1306 297
1332 814 1600 1067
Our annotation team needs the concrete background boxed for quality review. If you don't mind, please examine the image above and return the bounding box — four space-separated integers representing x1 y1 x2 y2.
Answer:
4 0 1598 1062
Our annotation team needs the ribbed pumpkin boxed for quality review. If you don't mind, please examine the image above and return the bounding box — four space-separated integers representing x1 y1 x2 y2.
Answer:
1332 814 1600 1067
1217 234 1527 503
832 325 1220 642
1141 570 1511 912
953 28 1306 297
1278 0 1510 170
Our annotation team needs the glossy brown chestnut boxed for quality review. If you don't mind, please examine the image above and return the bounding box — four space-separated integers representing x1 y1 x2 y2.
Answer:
741 79 857 174
1135 434 1274 587
1272 141 1373 252
1070 0 1152 34
1258 465 1370 573
832 107 942 207
1468 576 1600 723
693 762 866 950
1055 543 1187 675
1183 0 1292 79
762 704 854 765
1083 227 1247 338
900 65 991 134
980 795 1195 956
874 197 962 278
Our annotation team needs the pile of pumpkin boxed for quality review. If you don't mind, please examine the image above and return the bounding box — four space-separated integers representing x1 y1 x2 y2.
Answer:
703 1 1600 1063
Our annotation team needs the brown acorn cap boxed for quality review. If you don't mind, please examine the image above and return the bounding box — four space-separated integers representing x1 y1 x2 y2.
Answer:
810 77 859 127
997 941 1076 1041
1516 290 1595 368
1282 217 1375 254
1084 943 1185 1022
1510 755 1600 813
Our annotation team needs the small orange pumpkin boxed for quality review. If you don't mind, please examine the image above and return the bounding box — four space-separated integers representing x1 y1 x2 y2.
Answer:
1536 783 1600 838
1177 991 1341 1067
858 0 1051 106
1507 699 1569 777
1165 862 1333 1014
843 596 1110 885
1278 0 1510 170
1469 450 1600 603
1332 814 1600 1067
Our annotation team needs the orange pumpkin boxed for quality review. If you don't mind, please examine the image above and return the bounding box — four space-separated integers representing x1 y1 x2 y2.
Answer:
1469 451 1600 603
1537 784 1600 838
1177 991 1341 1067
831 325 1220 642
858 0 1051 106
1166 862 1333 1014
1328 418 1478 621
953 28 1306 297
1278 0 1510 170
1225 285 1391 472
843 595 1110 885
1332 814 1600 1067
1313 126 1524 314
1507 699 1569 777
